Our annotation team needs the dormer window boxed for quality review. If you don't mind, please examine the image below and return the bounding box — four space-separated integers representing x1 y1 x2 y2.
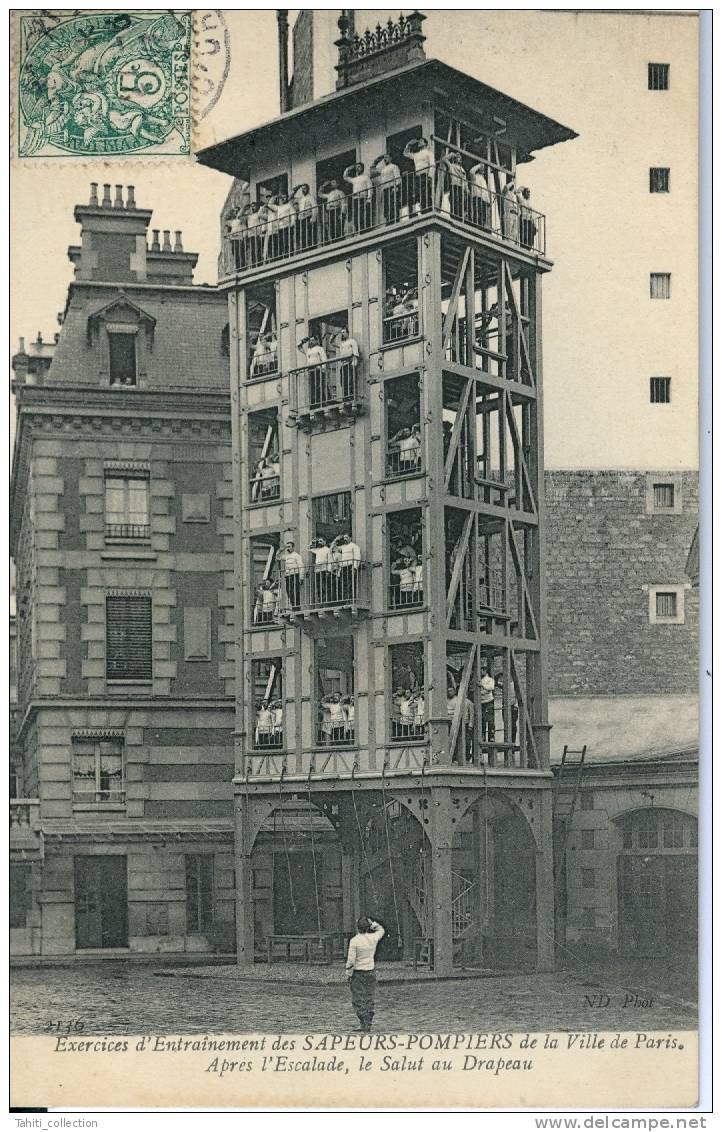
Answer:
109 331 137 386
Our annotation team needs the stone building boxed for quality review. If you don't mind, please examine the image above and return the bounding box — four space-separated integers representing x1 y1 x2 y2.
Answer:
10 185 235 958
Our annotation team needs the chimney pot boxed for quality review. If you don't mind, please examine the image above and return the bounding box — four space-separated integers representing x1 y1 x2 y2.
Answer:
89 183 99 206
102 184 112 208
126 185 136 209
19 337 25 354
173 230 183 253
113 184 124 209
162 230 172 252
151 229 161 252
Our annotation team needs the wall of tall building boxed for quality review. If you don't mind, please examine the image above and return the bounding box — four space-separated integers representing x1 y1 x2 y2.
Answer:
10 188 236 958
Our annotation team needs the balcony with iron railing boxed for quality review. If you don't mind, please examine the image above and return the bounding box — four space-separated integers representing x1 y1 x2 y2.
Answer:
287 357 365 428
221 165 546 278
279 562 369 621
10 799 42 856
386 443 423 480
105 522 150 540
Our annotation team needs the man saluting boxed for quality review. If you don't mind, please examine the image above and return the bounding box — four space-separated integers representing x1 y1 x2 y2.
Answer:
345 916 385 1032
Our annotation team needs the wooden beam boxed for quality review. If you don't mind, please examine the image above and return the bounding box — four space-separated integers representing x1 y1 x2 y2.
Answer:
442 246 471 353
448 645 476 764
443 377 472 490
445 510 474 627
507 524 539 642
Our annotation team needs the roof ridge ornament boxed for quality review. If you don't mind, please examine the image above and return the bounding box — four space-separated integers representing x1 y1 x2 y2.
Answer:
336 9 426 90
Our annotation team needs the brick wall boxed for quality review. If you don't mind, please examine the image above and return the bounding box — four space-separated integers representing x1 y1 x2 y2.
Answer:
545 470 699 696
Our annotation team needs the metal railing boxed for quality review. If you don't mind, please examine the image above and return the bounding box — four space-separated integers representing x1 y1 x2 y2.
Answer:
388 576 425 610
289 357 363 417
105 522 150 540
249 474 280 503
221 164 546 276
248 350 279 380
383 309 420 344
252 596 281 626
316 718 356 747
253 726 284 751
279 562 368 616
386 445 423 478
390 718 428 742
72 787 126 805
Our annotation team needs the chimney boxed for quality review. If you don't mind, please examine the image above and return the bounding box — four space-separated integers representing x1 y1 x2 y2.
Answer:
162 230 172 252
151 229 161 252
277 10 290 113
173 231 183 253
72 186 152 282
126 185 136 209
12 339 29 387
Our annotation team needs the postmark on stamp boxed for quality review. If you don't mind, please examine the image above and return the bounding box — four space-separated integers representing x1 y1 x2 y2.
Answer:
193 10 231 122
16 10 192 159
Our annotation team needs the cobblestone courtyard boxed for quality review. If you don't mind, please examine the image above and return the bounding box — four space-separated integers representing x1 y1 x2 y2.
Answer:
11 953 697 1036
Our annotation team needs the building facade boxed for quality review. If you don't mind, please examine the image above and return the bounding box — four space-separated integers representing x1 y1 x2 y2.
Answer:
10 186 235 958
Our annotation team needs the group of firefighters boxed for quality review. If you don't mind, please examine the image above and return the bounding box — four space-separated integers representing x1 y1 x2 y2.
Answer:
225 137 537 271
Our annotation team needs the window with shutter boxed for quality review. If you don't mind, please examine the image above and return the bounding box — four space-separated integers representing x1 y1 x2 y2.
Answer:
649 167 670 193
655 591 677 620
648 63 670 90
650 377 671 403
650 273 671 299
106 595 152 681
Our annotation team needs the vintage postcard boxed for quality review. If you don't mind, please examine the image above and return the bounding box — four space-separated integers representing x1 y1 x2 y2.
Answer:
9 8 704 1113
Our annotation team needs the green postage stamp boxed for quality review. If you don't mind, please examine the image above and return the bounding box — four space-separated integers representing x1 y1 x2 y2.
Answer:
16 10 192 159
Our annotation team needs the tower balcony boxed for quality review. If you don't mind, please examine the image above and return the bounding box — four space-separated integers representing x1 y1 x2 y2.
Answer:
221 164 546 280
278 562 370 622
287 357 366 429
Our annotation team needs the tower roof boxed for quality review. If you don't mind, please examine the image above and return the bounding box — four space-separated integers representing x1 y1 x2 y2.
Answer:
197 57 577 178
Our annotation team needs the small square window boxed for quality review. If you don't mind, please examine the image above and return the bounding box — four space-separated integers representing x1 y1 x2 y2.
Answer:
649 168 670 193
581 829 595 850
655 591 677 619
653 483 675 510
648 584 686 625
650 377 671 403
648 63 670 90
650 273 671 300
582 868 595 889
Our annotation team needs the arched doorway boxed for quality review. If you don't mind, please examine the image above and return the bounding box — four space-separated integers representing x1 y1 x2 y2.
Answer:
616 807 697 957
250 797 343 959
451 794 538 970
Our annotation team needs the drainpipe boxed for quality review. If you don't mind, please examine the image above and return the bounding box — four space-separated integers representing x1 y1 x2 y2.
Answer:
277 10 290 112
